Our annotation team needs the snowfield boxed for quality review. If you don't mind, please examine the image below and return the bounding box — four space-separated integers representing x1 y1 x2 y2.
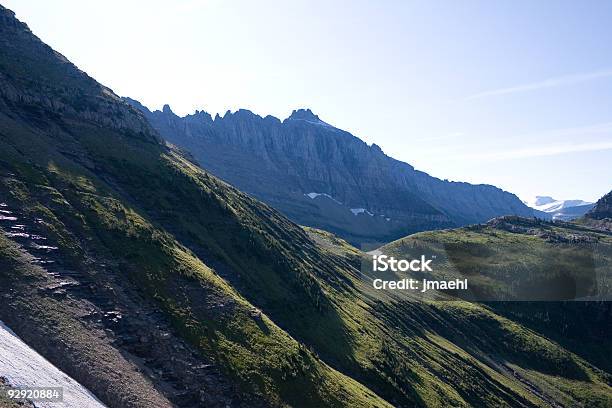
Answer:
0 320 107 408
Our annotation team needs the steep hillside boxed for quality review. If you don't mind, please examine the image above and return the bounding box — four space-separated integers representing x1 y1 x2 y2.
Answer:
125 100 538 245
579 190 612 231
0 6 388 407
374 215 612 404
0 5 610 408
586 190 612 220
322 217 612 406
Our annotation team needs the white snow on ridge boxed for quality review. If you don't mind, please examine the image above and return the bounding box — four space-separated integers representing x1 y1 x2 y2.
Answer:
525 196 593 213
350 208 374 216
304 192 342 204
0 320 107 408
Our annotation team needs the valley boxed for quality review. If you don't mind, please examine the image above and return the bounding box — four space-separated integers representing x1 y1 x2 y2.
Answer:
0 4 610 408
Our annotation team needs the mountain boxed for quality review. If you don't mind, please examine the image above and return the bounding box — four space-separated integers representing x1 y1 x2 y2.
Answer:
1 6 611 408
126 100 539 245
0 6 387 406
586 190 612 220
579 190 612 231
526 196 594 221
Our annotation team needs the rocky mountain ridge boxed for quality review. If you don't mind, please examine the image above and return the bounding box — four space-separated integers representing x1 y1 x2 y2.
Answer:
126 100 539 245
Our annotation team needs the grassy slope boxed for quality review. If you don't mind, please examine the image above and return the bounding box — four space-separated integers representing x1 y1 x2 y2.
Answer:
2 77 611 408
0 64 562 408
374 220 612 407
0 112 390 407
0 9 395 404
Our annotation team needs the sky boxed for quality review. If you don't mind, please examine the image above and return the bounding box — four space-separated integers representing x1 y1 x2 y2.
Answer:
4 0 611 202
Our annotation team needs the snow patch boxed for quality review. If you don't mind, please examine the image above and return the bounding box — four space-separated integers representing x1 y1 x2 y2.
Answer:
30 243 58 251
0 321 107 408
350 208 374 216
5 232 30 238
304 193 342 204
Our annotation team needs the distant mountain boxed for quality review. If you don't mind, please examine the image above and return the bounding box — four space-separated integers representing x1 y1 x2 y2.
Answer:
525 196 594 221
126 101 538 245
528 196 593 212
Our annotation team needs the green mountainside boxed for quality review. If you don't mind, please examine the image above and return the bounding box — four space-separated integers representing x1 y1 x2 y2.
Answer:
0 5 610 408
314 220 612 407
379 216 612 302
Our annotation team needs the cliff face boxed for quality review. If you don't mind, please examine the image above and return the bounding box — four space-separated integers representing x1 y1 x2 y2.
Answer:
127 100 537 245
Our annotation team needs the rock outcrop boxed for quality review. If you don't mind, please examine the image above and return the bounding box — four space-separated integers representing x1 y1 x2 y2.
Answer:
0 7 160 141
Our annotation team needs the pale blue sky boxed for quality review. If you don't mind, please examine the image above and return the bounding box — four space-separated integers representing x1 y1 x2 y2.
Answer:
4 0 611 202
